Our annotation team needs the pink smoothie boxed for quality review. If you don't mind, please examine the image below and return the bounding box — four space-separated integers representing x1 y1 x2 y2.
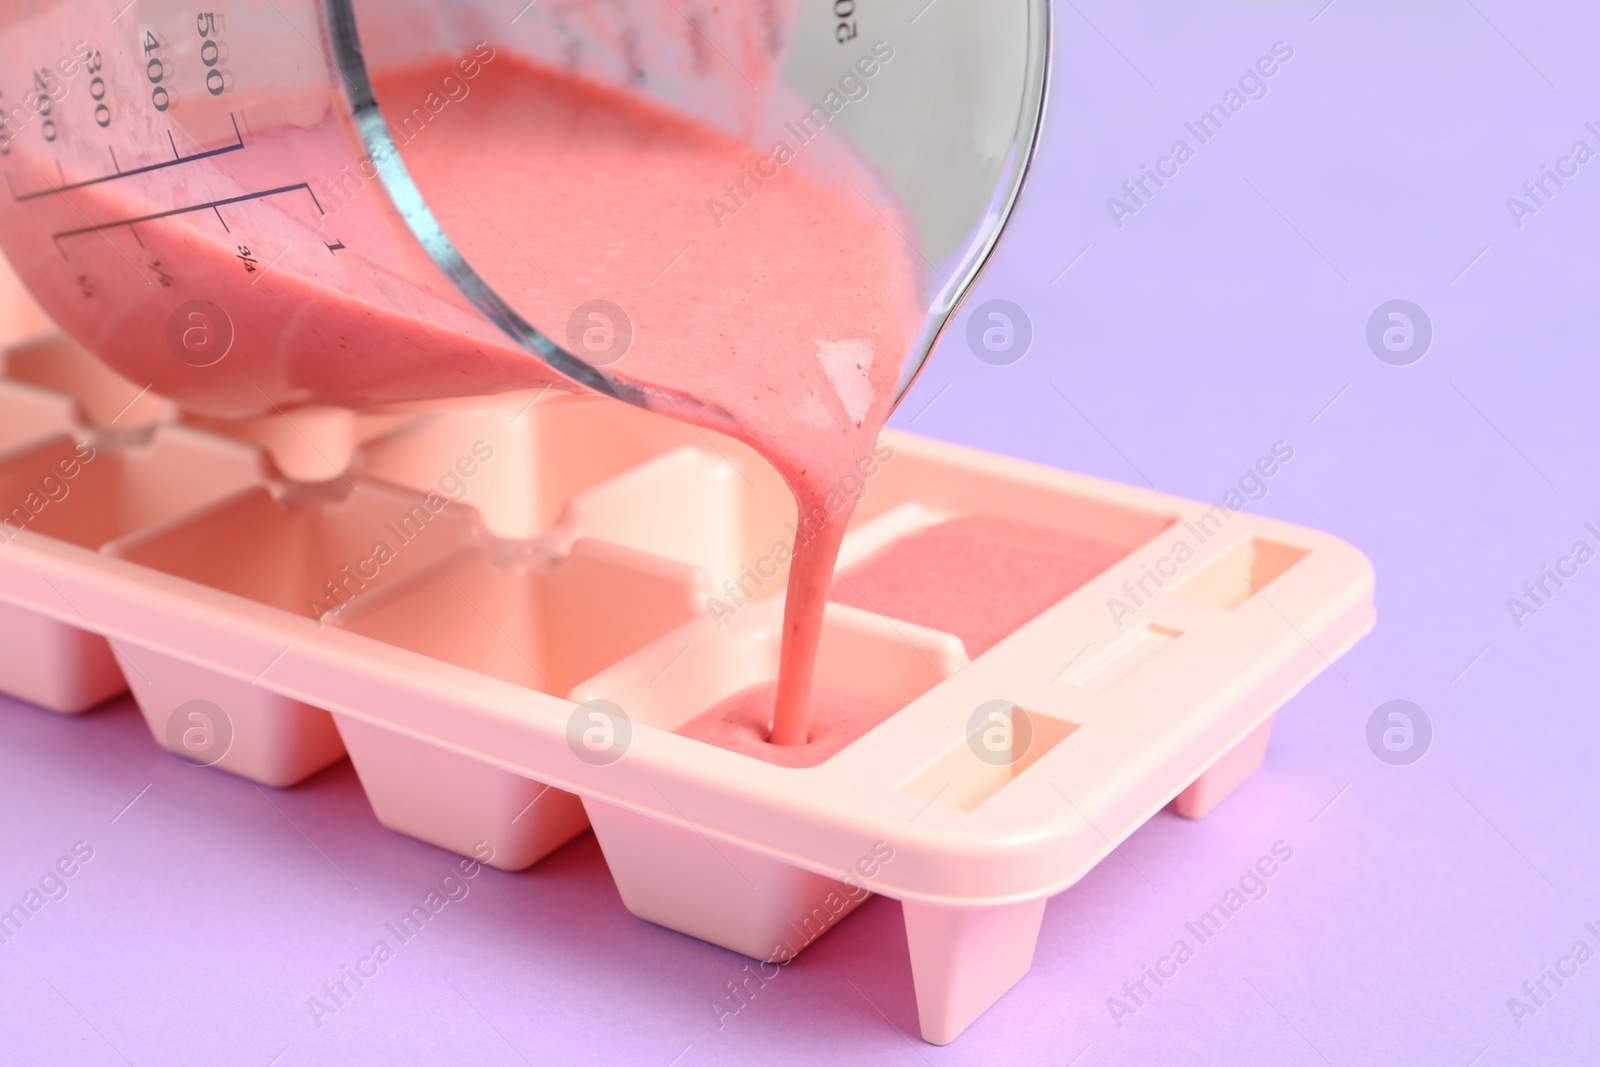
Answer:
0 45 921 748
830 516 1130 657
674 681 899 769
378 58 921 744
675 517 1129 767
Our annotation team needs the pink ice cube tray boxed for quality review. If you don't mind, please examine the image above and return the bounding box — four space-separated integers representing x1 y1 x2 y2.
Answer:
0 333 1374 1045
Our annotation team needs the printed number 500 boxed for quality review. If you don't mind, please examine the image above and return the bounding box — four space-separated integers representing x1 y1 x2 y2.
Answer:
835 0 858 43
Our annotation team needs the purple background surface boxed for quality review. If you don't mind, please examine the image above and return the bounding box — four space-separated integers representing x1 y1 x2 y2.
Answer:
4 1 1599 1064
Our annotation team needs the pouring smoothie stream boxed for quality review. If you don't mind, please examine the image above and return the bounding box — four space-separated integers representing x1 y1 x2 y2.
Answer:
0 0 1048 752
374 54 922 747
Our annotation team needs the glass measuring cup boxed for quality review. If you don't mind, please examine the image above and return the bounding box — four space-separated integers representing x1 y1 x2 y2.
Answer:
0 0 1048 430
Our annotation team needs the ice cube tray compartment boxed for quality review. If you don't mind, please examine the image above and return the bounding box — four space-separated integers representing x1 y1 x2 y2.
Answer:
5 429 264 550
327 539 713 866
0 422 266 713
98 480 489 786
575 599 971 958
358 391 719 540
0 336 1375 1045
0 378 77 454
106 481 482 620
560 444 797 599
332 540 711 697
571 599 969 739
0 259 51 348
4 335 173 430
183 406 420 483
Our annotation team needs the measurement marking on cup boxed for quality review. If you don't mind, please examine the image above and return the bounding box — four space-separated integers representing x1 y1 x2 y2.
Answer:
667 6 759 90
250 244 294 286
10 115 244 202
51 182 325 247
35 177 155 283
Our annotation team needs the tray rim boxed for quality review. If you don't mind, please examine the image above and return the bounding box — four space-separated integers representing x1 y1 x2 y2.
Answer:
0 427 1375 906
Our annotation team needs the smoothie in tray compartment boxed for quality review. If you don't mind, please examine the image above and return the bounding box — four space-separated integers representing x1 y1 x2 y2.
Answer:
0 45 923 752
675 682 901 769
673 515 1140 764
829 514 1135 657
378 54 923 748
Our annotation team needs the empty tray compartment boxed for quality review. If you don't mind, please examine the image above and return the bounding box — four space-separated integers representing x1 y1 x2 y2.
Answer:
0 429 263 550
0 379 77 455
571 601 968 749
357 392 722 540
3 334 173 430
571 603 968 961
333 540 710 696
0 427 264 714
327 538 709 869
561 445 795 603
107 480 479 621
103 480 480 786
1170 536 1310 610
